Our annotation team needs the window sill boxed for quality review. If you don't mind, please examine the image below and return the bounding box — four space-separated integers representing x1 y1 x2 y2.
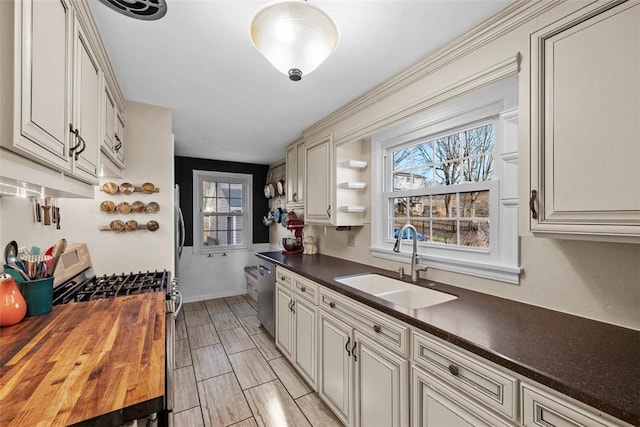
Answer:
369 246 522 284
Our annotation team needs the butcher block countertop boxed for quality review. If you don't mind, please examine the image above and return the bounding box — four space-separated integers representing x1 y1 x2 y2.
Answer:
257 252 640 426
0 292 165 426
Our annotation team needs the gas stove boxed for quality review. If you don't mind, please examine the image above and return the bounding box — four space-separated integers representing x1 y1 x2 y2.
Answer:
53 270 169 305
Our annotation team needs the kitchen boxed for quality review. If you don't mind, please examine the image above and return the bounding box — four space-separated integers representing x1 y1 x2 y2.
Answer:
1 0 639 426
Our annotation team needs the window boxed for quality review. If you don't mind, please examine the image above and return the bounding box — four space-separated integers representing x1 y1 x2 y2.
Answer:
193 170 252 253
389 122 494 249
371 77 521 284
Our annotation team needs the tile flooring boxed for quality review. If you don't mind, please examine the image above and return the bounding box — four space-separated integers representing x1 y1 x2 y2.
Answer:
174 295 343 427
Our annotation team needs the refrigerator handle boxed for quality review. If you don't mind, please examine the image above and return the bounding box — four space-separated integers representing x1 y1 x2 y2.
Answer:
177 207 185 258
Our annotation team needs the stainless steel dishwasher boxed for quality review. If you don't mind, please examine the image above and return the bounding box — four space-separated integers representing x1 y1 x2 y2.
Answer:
256 258 275 337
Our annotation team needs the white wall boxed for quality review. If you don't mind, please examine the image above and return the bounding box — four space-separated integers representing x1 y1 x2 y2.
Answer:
0 101 174 276
178 243 273 302
277 2 640 330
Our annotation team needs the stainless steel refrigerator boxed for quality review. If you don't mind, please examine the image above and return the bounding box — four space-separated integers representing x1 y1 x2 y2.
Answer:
174 184 185 280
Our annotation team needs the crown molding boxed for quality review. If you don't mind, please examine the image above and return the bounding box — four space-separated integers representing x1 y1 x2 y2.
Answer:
304 0 563 138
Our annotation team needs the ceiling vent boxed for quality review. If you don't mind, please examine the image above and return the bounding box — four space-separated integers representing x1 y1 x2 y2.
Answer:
97 0 167 21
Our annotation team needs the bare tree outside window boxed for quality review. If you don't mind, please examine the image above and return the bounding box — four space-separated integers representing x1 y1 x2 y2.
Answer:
390 123 494 248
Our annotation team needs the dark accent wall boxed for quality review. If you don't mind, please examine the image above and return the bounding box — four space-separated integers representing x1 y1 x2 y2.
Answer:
175 156 270 246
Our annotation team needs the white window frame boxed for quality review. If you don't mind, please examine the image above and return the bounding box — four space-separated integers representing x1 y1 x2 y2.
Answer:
370 77 521 284
193 170 253 254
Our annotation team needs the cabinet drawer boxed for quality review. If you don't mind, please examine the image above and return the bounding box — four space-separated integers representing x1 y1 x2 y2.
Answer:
275 267 293 289
412 332 518 421
521 382 628 427
320 289 408 357
294 276 319 305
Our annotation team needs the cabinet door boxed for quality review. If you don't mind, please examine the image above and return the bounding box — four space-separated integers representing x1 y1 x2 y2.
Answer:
318 310 352 425
16 0 73 171
305 135 333 224
529 1 640 242
295 139 305 205
71 18 100 183
286 144 298 205
275 284 294 360
354 332 408 427
102 84 116 156
412 367 511 427
114 112 125 167
293 298 316 388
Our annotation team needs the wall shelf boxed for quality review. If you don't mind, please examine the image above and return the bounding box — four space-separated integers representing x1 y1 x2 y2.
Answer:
342 160 368 169
340 182 366 189
339 206 366 213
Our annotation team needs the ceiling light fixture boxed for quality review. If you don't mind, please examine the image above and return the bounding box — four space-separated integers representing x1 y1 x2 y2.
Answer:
250 0 339 81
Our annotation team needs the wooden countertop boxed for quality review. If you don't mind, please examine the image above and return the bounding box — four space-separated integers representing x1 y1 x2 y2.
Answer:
257 252 640 426
0 293 165 426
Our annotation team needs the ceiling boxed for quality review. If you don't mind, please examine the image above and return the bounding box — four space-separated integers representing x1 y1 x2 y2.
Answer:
89 0 511 165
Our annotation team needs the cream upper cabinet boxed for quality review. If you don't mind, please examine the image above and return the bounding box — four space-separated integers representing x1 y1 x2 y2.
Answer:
304 135 334 224
286 138 304 207
304 134 367 226
102 83 125 173
70 17 101 184
10 0 74 172
0 0 123 192
114 111 125 168
529 0 640 243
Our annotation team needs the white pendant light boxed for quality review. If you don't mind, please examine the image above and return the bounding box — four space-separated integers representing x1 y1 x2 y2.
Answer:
250 0 339 81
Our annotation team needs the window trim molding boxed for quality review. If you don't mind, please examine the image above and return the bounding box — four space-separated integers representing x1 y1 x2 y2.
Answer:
370 77 521 284
192 170 253 254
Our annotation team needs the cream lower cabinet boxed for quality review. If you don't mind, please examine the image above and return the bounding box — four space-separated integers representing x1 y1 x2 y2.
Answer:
521 382 631 427
318 310 353 425
318 288 409 427
274 269 318 388
529 0 640 243
412 367 512 427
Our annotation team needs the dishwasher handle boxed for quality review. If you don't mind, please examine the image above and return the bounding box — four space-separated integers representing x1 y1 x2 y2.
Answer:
259 264 272 276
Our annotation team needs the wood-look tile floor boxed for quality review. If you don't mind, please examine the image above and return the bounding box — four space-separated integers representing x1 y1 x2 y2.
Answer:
174 295 343 427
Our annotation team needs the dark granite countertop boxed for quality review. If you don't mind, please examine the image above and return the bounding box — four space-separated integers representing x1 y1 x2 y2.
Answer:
256 251 640 426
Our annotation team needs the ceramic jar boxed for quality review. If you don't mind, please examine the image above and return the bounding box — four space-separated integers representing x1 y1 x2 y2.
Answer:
0 273 27 326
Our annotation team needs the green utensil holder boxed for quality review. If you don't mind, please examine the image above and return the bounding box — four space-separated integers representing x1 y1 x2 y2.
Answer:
18 276 53 317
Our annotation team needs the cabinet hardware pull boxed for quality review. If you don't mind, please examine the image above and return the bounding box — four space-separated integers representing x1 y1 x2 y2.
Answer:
345 337 351 356
530 190 538 219
292 192 297 202
329 301 336 308
373 325 381 333
74 134 86 161
300 286 306 292
288 300 293 312
114 134 122 152
448 365 460 376
352 341 357 362
327 205 331 218
291 300 295 314
68 125 82 158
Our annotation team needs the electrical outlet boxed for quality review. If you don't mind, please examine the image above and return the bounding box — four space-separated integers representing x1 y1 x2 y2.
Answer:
347 233 355 247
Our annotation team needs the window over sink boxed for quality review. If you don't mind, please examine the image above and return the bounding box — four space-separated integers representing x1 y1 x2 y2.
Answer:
193 170 253 254
371 76 521 284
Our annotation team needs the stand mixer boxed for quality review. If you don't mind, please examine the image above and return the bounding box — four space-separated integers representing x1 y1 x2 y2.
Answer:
282 219 304 254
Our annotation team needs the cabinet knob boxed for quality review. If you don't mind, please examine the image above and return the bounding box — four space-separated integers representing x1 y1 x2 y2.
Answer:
448 364 460 376
300 286 306 292
373 324 381 333
329 301 336 308
530 190 538 219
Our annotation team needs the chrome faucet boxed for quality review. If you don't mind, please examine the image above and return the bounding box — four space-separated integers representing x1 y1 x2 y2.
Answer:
393 223 427 282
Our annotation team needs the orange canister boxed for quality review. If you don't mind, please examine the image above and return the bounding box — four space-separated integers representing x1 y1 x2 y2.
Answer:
0 273 27 326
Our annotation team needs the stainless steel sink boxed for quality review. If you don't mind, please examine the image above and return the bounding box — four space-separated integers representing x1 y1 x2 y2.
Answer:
334 273 457 309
